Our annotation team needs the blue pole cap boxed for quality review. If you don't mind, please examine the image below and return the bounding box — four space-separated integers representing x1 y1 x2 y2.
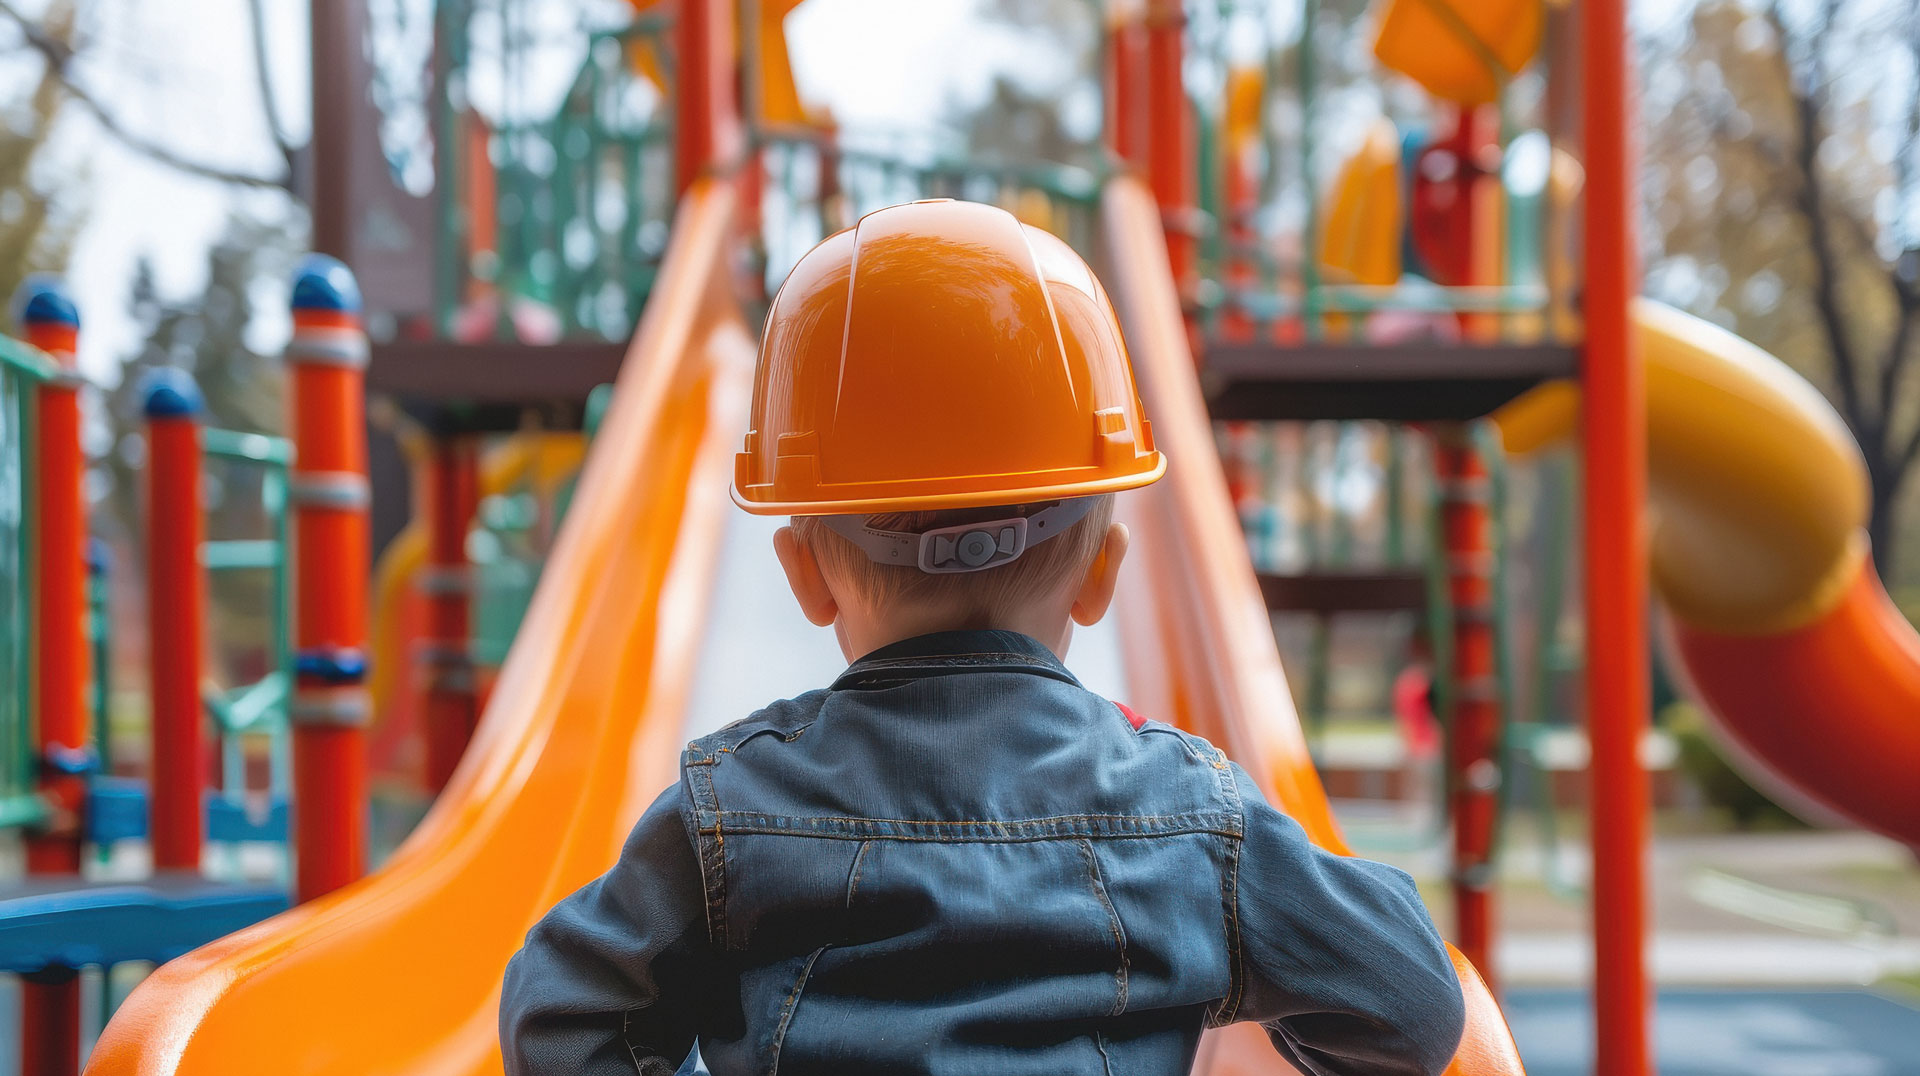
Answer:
12 274 79 330
291 254 363 314
140 367 204 419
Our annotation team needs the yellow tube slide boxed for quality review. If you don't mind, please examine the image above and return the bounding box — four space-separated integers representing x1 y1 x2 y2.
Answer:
1494 301 1920 848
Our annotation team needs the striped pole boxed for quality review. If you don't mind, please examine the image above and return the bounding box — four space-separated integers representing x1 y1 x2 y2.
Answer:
673 0 743 195
1145 0 1194 298
16 278 86 1076
422 433 478 792
287 255 371 902
143 369 207 874
1104 0 1147 168
1435 426 1500 993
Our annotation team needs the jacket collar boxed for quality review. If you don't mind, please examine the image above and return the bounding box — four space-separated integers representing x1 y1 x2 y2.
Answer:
831 629 1080 691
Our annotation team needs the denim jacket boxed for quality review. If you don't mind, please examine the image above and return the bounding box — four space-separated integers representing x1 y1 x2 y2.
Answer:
500 630 1465 1076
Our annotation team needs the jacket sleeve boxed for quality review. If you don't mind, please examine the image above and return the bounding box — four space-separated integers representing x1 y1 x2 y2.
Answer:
1225 763 1465 1076
499 782 712 1076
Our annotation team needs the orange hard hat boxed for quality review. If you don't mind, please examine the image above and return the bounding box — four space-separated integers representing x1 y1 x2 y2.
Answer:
733 199 1166 517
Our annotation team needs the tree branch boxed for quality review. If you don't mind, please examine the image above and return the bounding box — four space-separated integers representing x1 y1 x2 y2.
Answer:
1879 12 1920 431
246 0 296 170
0 0 291 190
1877 275 1918 447
1899 405 1920 472
1770 2 1875 441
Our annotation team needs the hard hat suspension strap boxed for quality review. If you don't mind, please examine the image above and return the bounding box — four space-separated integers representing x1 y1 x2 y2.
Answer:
820 498 1097 574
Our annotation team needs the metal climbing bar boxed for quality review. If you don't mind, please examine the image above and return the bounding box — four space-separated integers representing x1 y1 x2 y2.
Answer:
0 334 54 837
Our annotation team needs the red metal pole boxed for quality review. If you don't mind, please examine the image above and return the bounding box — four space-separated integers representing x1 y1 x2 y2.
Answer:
1582 0 1652 1067
1435 428 1500 992
1145 0 1194 296
673 0 743 195
287 256 371 902
17 279 84 1076
1104 4 1147 168
421 434 478 793
144 370 207 873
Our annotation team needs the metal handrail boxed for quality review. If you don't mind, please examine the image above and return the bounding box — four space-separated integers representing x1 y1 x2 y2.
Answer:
199 425 296 803
0 337 54 831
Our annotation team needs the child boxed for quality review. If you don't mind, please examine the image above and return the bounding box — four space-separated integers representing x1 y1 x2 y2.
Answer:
500 200 1465 1075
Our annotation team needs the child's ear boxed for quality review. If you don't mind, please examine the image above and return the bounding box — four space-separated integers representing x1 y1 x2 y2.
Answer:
1070 523 1130 627
775 525 839 627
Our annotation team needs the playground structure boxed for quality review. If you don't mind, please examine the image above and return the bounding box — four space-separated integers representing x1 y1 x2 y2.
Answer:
0 0 1910 1073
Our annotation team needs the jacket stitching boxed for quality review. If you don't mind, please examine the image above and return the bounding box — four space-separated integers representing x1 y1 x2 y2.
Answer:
688 763 730 949
845 840 873 915
620 1009 644 1076
1093 1031 1117 1076
715 810 1232 828
1214 755 1247 1024
767 946 828 1075
1079 838 1130 1016
707 812 1239 843
694 722 814 762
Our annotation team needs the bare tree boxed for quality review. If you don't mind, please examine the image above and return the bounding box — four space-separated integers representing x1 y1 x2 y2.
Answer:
0 0 294 189
1642 0 1920 584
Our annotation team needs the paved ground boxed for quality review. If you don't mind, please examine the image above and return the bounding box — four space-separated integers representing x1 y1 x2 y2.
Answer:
1505 988 1920 1075
1341 804 1920 987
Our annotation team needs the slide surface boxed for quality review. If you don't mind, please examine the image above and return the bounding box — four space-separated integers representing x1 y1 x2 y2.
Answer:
85 178 1523 1075
1495 302 1920 850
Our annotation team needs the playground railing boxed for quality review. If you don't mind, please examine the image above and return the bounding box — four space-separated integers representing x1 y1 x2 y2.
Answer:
451 17 679 342
752 126 1105 292
80 417 298 857
0 335 55 833
199 426 296 841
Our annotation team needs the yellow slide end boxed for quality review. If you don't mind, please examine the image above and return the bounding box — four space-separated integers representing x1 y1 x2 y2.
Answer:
1492 300 1919 848
1495 299 1869 635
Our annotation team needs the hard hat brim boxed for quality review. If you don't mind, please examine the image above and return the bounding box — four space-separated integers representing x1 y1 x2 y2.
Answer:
731 451 1167 517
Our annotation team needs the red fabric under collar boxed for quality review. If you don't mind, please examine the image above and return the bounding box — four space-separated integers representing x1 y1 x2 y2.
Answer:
1113 701 1148 730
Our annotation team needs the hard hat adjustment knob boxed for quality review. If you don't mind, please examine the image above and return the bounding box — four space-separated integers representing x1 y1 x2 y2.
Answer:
956 530 998 567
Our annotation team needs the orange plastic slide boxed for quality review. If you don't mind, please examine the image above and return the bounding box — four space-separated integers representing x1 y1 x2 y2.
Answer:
85 178 1523 1074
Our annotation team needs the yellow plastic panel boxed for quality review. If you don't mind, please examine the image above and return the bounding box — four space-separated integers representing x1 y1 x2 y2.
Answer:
1318 118 1404 287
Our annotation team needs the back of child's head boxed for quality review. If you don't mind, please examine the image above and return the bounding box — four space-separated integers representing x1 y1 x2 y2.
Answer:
792 495 1115 622
733 198 1164 634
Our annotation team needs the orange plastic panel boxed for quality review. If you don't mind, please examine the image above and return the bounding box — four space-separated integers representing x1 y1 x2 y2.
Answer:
1373 0 1544 105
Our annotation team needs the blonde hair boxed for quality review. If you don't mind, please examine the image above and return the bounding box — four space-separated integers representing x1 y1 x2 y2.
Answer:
793 496 1115 624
